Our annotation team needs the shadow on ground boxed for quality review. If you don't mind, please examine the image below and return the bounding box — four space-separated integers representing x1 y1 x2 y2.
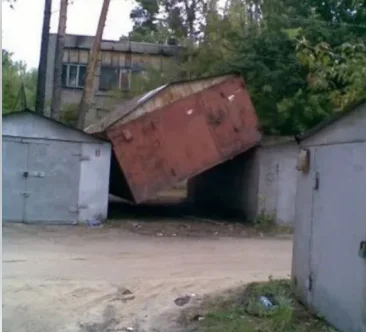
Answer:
108 196 246 223
106 193 293 238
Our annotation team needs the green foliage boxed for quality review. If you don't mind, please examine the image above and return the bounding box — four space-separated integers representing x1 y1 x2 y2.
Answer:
198 279 337 332
124 0 366 135
59 103 79 127
253 211 276 231
2 50 37 114
218 1 366 134
109 61 182 102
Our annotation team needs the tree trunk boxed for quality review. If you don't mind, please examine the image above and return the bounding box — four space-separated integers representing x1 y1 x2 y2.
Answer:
35 0 52 115
77 0 111 129
51 0 68 120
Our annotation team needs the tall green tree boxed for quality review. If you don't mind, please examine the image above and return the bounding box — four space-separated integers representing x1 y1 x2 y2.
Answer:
2 50 38 113
124 0 366 135
207 0 366 134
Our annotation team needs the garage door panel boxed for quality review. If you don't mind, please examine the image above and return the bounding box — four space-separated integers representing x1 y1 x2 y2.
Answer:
25 141 81 224
2 140 27 222
311 142 366 332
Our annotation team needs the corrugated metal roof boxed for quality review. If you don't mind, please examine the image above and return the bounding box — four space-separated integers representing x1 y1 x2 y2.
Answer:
85 74 235 134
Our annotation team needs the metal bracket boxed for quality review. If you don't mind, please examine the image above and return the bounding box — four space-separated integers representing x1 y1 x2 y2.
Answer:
306 274 313 292
69 205 88 213
313 172 319 190
359 241 366 259
23 171 45 178
72 153 90 161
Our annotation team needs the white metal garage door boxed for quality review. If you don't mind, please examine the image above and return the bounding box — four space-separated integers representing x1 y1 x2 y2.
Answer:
2 139 81 224
310 142 366 332
2 140 28 222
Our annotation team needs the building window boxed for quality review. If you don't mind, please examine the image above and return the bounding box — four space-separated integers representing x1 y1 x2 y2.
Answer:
62 64 87 88
99 66 131 91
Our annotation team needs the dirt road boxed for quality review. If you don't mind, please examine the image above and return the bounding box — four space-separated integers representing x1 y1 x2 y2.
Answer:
3 224 292 332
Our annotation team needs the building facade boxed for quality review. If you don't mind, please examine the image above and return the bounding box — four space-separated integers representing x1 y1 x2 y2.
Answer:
292 101 366 332
45 34 182 126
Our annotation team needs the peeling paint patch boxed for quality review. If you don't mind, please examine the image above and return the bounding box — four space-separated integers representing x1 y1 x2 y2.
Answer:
228 95 235 102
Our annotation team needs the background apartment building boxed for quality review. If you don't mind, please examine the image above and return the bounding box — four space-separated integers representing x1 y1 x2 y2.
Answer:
45 34 183 126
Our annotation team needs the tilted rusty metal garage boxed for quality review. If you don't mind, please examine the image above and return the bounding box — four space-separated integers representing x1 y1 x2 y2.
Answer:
86 74 261 203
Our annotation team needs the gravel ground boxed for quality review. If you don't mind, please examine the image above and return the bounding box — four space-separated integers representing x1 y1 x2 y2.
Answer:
3 223 292 332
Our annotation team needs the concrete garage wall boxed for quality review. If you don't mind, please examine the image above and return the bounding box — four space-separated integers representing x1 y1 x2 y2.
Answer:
292 103 366 332
2 111 112 224
188 138 298 224
257 140 298 224
78 142 111 221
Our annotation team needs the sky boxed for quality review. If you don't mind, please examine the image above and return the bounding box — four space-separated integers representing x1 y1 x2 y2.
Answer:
2 0 136 69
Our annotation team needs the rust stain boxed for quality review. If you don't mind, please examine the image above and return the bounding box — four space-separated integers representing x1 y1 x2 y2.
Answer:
103 75 261 203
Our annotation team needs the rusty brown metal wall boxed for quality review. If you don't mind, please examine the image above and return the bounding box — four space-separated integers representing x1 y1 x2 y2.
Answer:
107 76 261 203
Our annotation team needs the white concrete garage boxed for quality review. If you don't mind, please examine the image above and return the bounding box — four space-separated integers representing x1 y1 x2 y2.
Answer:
2 110 111 224
292 100 366 332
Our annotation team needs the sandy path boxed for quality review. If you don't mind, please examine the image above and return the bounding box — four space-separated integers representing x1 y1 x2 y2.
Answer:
2 224 292 332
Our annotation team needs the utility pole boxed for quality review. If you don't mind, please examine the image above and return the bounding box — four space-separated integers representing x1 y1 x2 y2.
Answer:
51 0 68 120
77 0 111 129
35 0 52 115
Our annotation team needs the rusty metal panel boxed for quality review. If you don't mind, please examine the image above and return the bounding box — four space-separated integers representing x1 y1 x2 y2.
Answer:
107 115 171 201
106 75 261 203
200 77 260 158
85 75 231 134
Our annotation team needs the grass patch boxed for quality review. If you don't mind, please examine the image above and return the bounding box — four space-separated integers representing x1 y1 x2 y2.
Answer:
253 212 293 235
197 279 337 332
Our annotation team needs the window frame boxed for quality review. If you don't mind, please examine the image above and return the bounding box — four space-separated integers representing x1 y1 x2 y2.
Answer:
99 66 132 92
62 63 87 89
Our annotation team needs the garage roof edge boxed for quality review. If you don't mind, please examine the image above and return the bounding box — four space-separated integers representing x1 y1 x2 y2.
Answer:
3 109 110 143
295 98 366 143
